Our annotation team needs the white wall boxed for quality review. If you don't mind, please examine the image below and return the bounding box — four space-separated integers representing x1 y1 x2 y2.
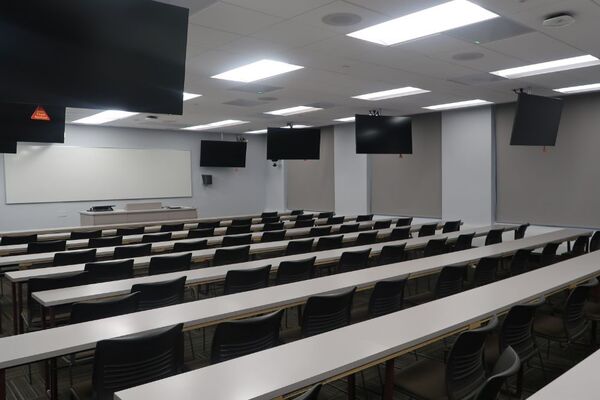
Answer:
441 106 494 225
333 123 368 215
264 160 286 212
0 125 270 230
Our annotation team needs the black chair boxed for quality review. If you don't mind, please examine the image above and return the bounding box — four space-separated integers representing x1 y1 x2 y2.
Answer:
590 231 600 252
407 265 467 305
70 293 139 324
148 253 192 276
115 227 145 236
70 324 184 400
275 257 316 285
27 240 66 254
222 234 252 247
130 277 187 311
1 234 37 245
567 235 589 257
213 245 250 266
223 265 271 295
418 223 437 237
113 243 152 259
301 287 356 337
378 244 407 265
442 220 461 233
53 248 97 267
294 219 315 228
85 259 134 284
514 223 530 240
355 231 378 246
291 209 304 216
295 385 322 400
476 346 520 400
264 221 284 231
317 212 335 219
210 310 284 364
389 227 411 241
88 236 123 248
367 277 407 319
485 229 504 245
396 217 413 227
327 216 345 225
226 225 251 235
316 235 344 251
196 221 220 230
472 257 500 287
231 218 252 226
70 230 102 240
338 223 359 234
187 227 215 238
452 233 475 252
142 232 172 243
261 216 280 224
356 214 373 222
373 220 392 229
296 214 314 221
286 239 314 256
338 249 371 273
160 223 184 232
173 239 208 252
509 249 532 277
309 226 331 237
539 242 560 267
261 230 286 243
261 211 278 219
423 238 447 257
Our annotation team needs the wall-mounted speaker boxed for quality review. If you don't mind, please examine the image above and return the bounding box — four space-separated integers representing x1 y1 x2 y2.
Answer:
202 174 213 185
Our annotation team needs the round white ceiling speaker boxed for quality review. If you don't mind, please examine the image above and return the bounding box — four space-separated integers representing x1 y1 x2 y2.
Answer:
542 13 575 28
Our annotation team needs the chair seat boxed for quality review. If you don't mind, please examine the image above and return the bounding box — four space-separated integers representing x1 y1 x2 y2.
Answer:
394 359 448 400
533 314 567 339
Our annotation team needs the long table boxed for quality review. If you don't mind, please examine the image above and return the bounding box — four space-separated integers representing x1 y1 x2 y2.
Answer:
0 228 580 400
114 232 599 400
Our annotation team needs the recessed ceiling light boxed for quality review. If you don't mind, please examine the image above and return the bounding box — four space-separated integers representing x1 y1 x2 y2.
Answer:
72 110 139 125
423 99 493 110
347 0 499 46
265 106 322 116
333 116 356 122
490 55 600 79
211 59 304 83
245 129 268 134
554 82 600 94
182 120 248 131
281 125 313 129
353 87 430 101
183 92 202 101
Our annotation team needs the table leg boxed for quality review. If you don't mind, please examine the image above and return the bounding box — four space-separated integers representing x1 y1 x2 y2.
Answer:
50 358 58 400
0 368 5 400
567 241 572 253
347 374 355 400
17 283 23 335
41 307 47 330
11 283 18 335
383 359 395 400
49 307 56 328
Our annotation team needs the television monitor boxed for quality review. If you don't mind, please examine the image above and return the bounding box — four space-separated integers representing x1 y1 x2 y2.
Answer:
267 128 321 160
0 142 17 154
0 0 189 114
355 114 413 154
0 103 65 143
510 93 563 146
200 141 247 168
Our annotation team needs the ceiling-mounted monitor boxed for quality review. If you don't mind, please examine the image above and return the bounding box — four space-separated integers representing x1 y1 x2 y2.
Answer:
267 128 321 160
0 142 17 154
355 114 413 154
200 140 247 168
510 93 563 146
0 103 65 143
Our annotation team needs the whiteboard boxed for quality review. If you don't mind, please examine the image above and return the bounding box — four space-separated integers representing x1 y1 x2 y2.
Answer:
4 145 192 204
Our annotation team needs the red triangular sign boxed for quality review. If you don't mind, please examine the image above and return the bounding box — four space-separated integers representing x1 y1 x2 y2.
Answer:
31 106 51 121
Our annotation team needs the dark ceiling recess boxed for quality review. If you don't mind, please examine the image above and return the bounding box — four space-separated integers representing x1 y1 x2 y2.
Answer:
322 12 362 26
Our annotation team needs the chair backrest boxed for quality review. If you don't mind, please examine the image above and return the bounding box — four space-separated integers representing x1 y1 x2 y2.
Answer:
231 218 252 226
445 317 498 400
338 249 371 273
222 234 253 247
296 214 314 221
318 212 335 219
562 280 596 340
373 220 392 230
442 220 461 233
423 238 447 257
301 287 356 337
368 277 407 318
53 248 97 267
261 230 286 243
356 231 378 246
92 324 184 400
295 385 322 400
160 223 184 233
210 310 283 364
338 223 359 234
571 235 589 256
473 257 500 287
261 211 278 219
226 225 251 235
28 272 88 317
261 216 280 224
509 249 532 277
88 235 123 248
264 221 284 231
327 216 345 225
213 245 250 266
389 227 411 241
148 253 192 276
85 259 135 284
70 230 103 240
1 233 38 245
142 232 172 243
294 219 315 229
113 243 152 259
130 277 186 311
418 223 437 237
196 221 220 230
291 209 304 216
378 244 407 265
275 257 316 285
309 226 331 237
27 239 66 254
514 223 530 240
453 233 475 252
499 298 545 363
116 227 145 236
286 239 314 256
395 217 413 227
590 231 600 252
475 346 520 400
541 242 560 266
187 227 215 238
485 229 504 246
316 235 344 252
71 293 139 324
356 214 373 222
173 239 208 252
224 265 271 295
434 265 467 299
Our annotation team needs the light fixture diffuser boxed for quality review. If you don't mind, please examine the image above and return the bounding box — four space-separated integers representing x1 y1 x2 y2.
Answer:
211 59 304 83
245 129 268 134
72 110 139 125
333 116 356 122
554 82 600 94
347 0 499 46
281 125 313 129
265 106 322 116
423 99 492 110
182 120 248 131
183 92 202 101
353 87 429 101
491 55 600 79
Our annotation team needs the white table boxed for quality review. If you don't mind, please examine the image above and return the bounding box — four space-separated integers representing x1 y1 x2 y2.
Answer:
80 207 198 225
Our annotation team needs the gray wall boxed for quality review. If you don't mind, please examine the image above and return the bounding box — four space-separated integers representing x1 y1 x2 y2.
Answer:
334 123 368 215
0 124 269 230
370 113 442 217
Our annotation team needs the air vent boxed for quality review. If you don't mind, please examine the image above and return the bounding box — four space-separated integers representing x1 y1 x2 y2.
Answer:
322 13 362 27
223 99 264 107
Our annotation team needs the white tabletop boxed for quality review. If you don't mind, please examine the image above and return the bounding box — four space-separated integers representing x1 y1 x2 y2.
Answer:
114 236 599 400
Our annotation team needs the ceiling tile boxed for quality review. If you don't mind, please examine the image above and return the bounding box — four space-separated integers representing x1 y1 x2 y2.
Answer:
189 2 283 35
290 1 388 34
221 0 335 18
251 21 339 48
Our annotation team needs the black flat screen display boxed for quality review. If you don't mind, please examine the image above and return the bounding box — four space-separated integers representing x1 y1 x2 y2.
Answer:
267 128 321 160
355 114 412 154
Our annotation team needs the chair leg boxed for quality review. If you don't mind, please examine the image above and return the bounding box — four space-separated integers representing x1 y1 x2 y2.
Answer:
187 331 196 359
